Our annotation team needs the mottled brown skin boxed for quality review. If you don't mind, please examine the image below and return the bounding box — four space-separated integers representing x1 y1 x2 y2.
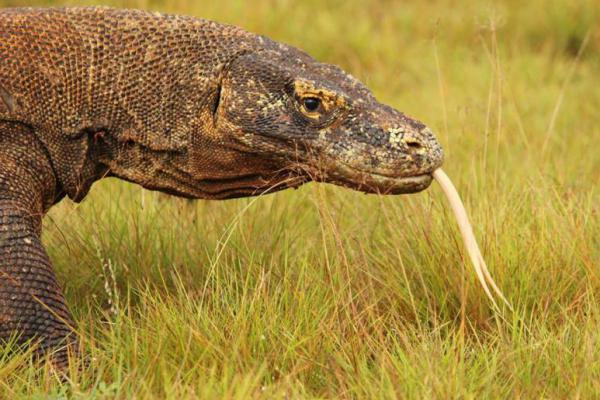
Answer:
0 7 443 366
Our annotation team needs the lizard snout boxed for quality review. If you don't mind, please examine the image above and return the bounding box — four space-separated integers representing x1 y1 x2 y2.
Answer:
407 126 444 170
384 125 444 175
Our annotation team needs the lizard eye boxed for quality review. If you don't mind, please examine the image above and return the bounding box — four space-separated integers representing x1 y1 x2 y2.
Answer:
302 97 321 112
290 81 346 126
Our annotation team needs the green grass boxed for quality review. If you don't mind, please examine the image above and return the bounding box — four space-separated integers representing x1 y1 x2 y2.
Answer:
1 0 599 398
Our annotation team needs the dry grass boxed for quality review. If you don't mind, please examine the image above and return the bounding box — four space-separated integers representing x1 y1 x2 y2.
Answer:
0 0 599 398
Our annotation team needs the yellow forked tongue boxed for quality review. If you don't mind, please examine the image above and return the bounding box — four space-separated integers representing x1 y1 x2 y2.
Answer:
432 168 512 311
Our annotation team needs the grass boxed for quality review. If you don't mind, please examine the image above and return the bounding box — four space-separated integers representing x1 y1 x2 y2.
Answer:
1 0 599 398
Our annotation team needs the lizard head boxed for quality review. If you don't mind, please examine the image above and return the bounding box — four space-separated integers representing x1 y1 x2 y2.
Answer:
214 42 444 195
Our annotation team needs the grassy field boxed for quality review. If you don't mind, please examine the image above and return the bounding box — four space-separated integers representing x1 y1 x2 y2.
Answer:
1 0 599 398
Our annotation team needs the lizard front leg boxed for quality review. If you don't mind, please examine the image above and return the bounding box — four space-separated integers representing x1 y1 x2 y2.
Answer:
0 122 76 368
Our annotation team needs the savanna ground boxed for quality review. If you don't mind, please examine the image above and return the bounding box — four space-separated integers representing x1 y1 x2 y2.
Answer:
1 0 599 398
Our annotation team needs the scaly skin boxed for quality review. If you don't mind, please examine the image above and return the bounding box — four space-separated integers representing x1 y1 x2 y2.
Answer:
0 7 443 366
0 122 75 366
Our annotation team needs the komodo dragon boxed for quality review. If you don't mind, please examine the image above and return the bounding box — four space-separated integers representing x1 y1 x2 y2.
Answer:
0 7 443 367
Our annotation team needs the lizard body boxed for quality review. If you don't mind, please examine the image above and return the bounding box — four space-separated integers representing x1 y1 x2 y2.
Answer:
0 7 443 367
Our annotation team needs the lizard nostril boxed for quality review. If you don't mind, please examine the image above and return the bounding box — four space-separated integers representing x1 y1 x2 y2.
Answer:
406 139 423 150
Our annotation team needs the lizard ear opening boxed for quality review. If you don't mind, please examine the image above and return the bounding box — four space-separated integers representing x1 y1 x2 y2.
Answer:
211 81 222 119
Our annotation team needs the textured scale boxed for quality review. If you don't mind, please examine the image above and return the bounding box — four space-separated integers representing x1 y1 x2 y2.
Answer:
0 7 262 200
0 7 444 367
0 122 74 366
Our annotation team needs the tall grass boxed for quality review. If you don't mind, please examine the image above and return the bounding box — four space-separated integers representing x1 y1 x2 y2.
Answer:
1 0 598 398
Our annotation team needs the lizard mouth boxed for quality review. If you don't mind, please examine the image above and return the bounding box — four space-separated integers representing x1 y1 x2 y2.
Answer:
320 161 434 194
351 171 433 194
372 173 433 194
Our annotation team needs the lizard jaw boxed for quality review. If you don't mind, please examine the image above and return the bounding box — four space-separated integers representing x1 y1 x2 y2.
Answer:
369 173 433 194
307 160 434 194
335 166 433 194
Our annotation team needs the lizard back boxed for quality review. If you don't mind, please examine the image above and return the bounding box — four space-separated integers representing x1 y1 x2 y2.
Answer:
0 7 257 199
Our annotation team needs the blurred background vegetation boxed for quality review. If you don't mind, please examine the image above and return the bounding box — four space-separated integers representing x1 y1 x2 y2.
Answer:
0 0 599 398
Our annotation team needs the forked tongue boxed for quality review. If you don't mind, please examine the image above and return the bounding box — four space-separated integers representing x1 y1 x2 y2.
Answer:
432 168 512 311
